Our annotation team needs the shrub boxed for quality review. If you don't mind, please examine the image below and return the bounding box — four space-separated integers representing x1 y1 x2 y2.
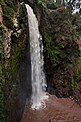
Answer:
3 14 14 29
0 0 15 29
71 77 78 90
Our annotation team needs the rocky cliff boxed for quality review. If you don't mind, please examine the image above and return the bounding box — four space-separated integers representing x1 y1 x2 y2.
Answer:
0 1 31 122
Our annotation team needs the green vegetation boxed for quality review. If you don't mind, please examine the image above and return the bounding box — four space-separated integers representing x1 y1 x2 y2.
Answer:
18 3 26 29
0 27 5 122
10 3 27 77
38 0 47 8
44 8 80 68
0 2 27 121
0 64 5 122
0 0 15 29
72 13 81 36
11 32 25 77
71 77 78 90
73 57 81 84
3 14 14 29
40 0 81 95
44 32 65 66
0 0 5 6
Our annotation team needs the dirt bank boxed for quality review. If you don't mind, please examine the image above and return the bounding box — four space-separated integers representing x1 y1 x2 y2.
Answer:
21 94 81 122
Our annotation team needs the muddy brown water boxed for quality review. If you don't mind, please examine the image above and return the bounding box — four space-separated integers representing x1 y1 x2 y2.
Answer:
21 94 81 122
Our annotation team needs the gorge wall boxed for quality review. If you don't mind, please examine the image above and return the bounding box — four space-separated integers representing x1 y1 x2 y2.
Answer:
0 1 31 121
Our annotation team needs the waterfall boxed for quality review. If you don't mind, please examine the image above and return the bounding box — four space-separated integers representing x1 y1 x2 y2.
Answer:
25 4 48 109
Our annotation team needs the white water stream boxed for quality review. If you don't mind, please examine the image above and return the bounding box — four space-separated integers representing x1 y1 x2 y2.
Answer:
25 4 48 109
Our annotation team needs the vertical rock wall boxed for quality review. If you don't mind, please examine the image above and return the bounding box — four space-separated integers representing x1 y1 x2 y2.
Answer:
0 1 32 122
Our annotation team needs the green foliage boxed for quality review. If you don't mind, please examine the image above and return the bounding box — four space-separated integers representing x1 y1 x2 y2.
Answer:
0 27 5 122
3 14 14 29
71 77 78 90
0 0 14 9
71 57 81 90
79 48 81 53
19 3 26 18
18 3 26 29
6 0 14 9
0 0 5 6
11 32 25 77
44 31 66 67
38 0 47 8
42 5 80 86
43 11 79 67
72 13 81 36
0 66 5 122
0 0 15 29
39 0 58 9
74 57 81 81
11 47 24 77
54 0 81 13
3 6 14 18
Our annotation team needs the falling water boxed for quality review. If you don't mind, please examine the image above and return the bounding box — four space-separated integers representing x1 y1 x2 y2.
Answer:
25 4 48 109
